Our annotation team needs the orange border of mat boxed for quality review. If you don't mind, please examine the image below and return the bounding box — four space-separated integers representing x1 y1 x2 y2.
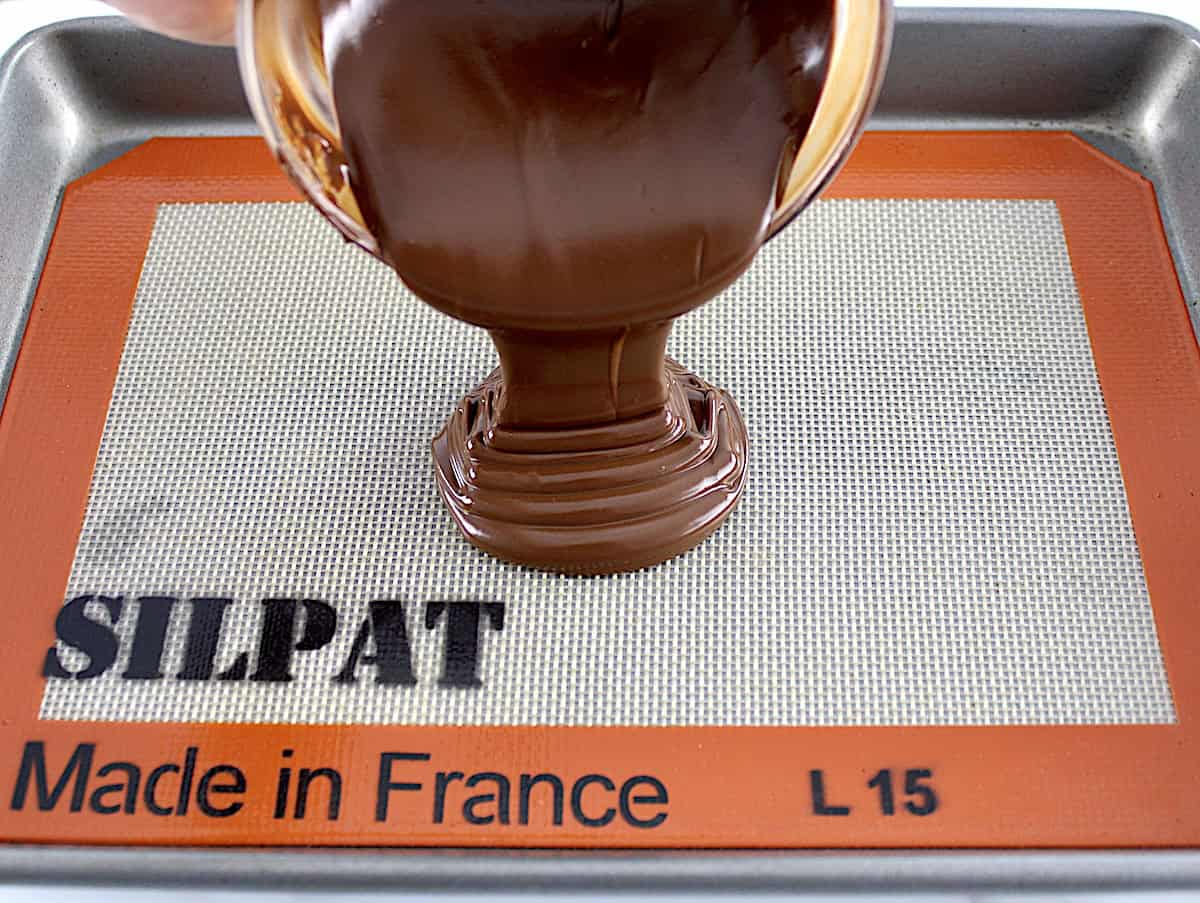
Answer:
1 132 1199 848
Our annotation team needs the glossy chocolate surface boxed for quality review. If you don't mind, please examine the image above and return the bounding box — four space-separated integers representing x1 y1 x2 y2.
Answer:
321 0 834 331
270 0 836 571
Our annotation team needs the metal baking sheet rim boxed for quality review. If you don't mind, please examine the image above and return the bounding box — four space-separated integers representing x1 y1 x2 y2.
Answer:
1 7 1200 891
2 847 1200 892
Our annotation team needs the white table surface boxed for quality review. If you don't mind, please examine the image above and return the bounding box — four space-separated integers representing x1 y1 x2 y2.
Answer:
0 0 1197 900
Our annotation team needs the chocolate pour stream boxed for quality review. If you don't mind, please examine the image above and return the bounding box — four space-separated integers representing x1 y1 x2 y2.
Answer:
304 0 834 573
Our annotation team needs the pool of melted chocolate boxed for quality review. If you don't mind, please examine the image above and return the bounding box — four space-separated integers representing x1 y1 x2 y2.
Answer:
275 0 834 572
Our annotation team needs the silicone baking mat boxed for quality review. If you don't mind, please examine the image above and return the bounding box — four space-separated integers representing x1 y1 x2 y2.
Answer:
1 131 1198 849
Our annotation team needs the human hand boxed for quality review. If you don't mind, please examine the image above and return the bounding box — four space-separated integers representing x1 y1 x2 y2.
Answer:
107 0 237 45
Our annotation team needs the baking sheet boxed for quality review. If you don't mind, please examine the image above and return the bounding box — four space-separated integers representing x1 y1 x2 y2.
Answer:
2 7 1200 893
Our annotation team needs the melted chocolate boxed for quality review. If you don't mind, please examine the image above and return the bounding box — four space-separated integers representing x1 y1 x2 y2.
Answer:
263 0 836 572
320 0 834 330
433 359 748 575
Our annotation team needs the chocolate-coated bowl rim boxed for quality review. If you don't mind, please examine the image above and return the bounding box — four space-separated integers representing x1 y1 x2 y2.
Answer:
235 0 895 287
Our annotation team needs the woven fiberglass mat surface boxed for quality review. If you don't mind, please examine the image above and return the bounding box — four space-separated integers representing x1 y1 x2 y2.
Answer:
39 199 1175 726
